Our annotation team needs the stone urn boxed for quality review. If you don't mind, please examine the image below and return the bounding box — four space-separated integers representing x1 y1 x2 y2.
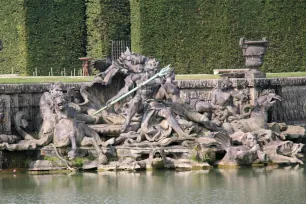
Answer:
239 37 269 78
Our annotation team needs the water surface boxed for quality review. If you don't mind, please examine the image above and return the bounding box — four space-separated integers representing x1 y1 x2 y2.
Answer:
0 168 305 204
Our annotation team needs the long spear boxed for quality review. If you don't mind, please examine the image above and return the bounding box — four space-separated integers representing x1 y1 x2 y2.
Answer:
93 65 172 116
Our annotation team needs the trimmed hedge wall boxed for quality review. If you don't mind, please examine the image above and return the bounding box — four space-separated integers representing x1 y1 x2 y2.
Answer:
1 1 304 75
0 1 27 74
131 0 306 74
86 0 130 58
24 0 86 76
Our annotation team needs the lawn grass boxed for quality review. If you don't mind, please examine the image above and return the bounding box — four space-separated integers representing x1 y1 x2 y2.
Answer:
1 72 306 84
176 72 306 80
266 72 306 78
0 76 94 84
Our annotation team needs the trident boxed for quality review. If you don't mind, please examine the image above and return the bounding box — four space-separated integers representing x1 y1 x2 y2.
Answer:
93 65 172 115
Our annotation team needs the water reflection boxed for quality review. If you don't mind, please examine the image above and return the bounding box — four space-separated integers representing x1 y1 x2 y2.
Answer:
0 168 305 204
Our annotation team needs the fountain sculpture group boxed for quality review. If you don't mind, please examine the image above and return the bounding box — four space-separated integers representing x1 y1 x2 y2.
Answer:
0 48 305 171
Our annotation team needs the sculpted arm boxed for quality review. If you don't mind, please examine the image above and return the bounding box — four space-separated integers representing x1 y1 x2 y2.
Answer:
155 86 166 100
211 90 221 110
107 74 140 104
121 93 143 132
231 90 245 101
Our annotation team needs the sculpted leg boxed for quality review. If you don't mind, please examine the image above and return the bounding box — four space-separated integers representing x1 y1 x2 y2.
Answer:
195 101 212 118
184 110 222 131
81 125 108 164
81 137 108 165
172 102 221 131
158 107 190 138
121 95 143 132
68 133 77 160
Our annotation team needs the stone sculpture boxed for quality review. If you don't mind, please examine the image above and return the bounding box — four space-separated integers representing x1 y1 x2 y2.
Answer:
222 90 282 135
52 95 108 164
215 132 268 166
211 77 248 124
0 48 305 171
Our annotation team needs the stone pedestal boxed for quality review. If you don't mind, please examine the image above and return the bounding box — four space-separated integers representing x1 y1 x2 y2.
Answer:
244 68 266 78
239 37 269 78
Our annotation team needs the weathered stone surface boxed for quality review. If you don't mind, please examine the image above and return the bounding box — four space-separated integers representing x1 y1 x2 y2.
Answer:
0 95 10 134
28 160 65 171
2 49 306 171
0 83 87 94
281 125 306 140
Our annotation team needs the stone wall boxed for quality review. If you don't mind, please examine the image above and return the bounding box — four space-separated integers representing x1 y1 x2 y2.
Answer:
177 77 306 125
0 77 306 135
0 83 86 134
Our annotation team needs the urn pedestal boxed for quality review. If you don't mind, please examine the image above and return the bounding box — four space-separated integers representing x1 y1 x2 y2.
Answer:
239 37 269 78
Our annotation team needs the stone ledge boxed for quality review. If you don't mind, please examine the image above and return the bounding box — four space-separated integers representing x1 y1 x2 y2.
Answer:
1 77 306 93
177 77 306 89
213 68 250 74
0 82 88 94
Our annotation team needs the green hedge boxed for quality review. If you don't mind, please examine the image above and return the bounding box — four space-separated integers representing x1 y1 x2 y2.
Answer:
86 0 130 58
0 1 27 75
24 0 86 76
131 0 306 74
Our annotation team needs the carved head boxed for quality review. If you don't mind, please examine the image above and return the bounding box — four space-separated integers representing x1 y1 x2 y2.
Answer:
144 57 160 72
256 90 283 111
119 48 146 66
276 141 304 157
54 95 67 111
50 83 64 98
219 77 233 90
242 133 258 149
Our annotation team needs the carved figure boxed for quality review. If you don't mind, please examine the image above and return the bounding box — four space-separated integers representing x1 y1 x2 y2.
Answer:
4 49 304 171
53 95 108 164
10 83 64 147
222 90 283 138
38 83 64 144
121 64 195 139
94 48 147 85
0 134 19 144
154 69 221 132
215 132 268 166
263 140 304 164
211 78 247 124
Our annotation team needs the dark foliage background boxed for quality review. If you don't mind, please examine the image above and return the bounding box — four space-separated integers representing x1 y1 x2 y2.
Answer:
86 0 131 58
131 0 306 74
0 0 305 75
0 1 27 74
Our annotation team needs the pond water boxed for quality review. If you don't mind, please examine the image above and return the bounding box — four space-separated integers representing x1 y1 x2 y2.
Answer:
0 167 305 204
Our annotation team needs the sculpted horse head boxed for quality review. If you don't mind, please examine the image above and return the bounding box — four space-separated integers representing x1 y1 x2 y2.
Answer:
251 90 283 121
